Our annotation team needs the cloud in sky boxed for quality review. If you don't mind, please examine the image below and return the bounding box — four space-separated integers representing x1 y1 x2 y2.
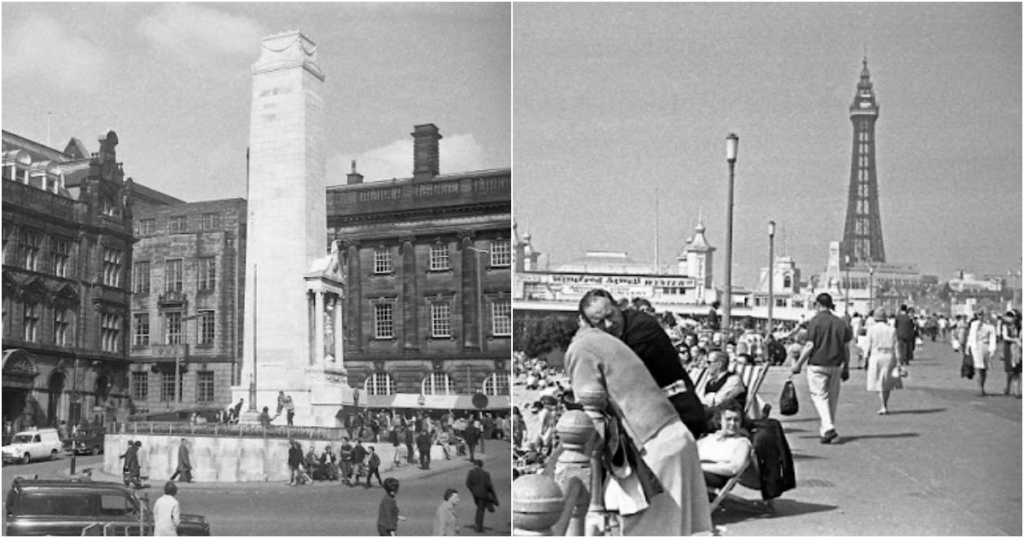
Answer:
137 4 265 58
3 14 108 93
327 134 487 185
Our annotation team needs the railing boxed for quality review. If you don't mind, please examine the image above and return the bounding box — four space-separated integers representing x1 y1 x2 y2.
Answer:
514 407 610 536
112 421 350 441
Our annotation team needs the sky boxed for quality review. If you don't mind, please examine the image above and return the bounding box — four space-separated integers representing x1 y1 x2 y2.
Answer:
2 3 511 200
513 3 1022 288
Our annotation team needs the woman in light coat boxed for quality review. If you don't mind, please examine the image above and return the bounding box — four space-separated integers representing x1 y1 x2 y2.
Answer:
864 309 901 414
967 311 998 396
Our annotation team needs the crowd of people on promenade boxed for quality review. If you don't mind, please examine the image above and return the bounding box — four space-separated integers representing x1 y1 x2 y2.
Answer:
515 287 1024 535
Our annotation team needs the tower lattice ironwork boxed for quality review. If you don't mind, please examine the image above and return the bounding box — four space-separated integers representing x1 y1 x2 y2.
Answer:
843 57 886 265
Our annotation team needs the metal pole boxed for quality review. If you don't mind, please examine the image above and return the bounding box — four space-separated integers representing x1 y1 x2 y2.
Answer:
723 160 735 331
844 257 850 315
869 267 875 312
768 223 775 337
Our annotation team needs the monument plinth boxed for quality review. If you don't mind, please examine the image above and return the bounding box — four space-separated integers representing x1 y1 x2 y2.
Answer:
232 31 353 426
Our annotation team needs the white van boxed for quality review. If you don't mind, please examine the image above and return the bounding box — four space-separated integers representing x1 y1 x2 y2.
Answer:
2 428 64 464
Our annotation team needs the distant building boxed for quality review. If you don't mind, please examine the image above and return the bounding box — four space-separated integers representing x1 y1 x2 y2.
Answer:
127 199 247 416
2 130 134 430
326 124 512 411
947 272 1007 317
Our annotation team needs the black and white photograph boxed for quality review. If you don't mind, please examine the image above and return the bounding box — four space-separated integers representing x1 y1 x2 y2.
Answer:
512 3 1021 536
2 3 511 535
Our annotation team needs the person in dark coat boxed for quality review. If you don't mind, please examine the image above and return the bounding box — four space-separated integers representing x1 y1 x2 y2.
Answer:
404 426 415 464
416 430 433 469
377 478 405 536
579 289 708 438
119 440 142 489
169 438 192 483
462 422 481 462
352 439 368 480
287 439 304 486
894 304 918 366
465 459 497 533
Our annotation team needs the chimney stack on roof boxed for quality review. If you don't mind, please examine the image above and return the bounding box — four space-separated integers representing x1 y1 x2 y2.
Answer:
412 124 441 182
347 159 363 185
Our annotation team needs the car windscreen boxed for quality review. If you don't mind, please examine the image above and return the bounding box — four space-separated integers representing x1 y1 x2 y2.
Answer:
11 434 34 444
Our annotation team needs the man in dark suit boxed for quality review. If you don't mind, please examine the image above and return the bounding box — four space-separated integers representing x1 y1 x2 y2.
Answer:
894 304 918 366
579 289 708 438
465 459 497 533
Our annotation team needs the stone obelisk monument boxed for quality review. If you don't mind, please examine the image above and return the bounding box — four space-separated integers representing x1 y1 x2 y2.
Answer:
234 31 351 426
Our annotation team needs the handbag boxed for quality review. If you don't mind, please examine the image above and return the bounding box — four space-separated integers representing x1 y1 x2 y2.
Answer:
891 365 908 379
960 353 974 380
779 378 799 416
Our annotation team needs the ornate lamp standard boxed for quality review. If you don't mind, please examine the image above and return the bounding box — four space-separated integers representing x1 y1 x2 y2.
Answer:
768 220 776 336
868 265 876 312
723 133 739 331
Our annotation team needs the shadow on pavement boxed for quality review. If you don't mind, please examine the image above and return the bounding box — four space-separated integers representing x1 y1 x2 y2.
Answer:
713 498 837 525
790 452 824 461
887 407 946 415
832 432 920 444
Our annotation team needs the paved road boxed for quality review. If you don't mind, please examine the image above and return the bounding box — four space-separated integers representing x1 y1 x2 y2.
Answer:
721 339 1022 536
2 442 512 536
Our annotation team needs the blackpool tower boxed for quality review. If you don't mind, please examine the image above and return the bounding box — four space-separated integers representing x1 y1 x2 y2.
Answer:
843 58 886 265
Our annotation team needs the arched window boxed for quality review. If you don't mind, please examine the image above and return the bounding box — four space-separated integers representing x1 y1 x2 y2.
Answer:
483 372 510 397
422 372 455 396
783 274 793 288
364 372 395 396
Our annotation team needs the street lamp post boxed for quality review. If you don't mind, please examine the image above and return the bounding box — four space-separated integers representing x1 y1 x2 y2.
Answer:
868 265 875 312
723 133 739 332
844 255 851 316
767 220 775 337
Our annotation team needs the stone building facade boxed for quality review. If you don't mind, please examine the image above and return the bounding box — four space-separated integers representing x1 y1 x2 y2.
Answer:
2 130 134 430
327 124 512 409
127 199 246 415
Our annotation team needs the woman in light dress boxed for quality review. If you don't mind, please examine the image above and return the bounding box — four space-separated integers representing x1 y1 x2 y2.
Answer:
864 309 901 414
967 311 998 396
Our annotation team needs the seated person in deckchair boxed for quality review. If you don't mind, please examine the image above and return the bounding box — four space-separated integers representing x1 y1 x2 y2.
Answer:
697 399 752 490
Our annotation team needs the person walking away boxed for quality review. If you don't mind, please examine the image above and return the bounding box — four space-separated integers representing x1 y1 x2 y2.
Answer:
968 311 998 396
169 438 192 483
433 488 460 536
417 429 433 469
465 459 497 533
120 440 142 489
894 305 917 366
404 426 416 464
850 313 865 369
792 293 852 444
153 481 181 536
364 446 383 488
1000 310 1022 397
287 439 303 486
864 309 902 414
377 478 406 536
462 421 480 462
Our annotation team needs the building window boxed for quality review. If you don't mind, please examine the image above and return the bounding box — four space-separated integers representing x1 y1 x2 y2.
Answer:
364 372 395 396
169 216 187 233
135 219 156 236
19 229 40 270
429 244 450 271
422 372 455 396
431 303 452 338
165 312 182 345
490 240 511 267
50 237 70 278
23 302 39 341
132 372 148 401
102 248 122 287
197 257 216 291
491 301 511 336
483 372 511 396
374 302 395 339
160 372 182 402
101 313 121 352
373 249 393 274
199 213 221 231
165 259 183 292
197 371 215 403
783 274 792 288
133 313 150 346
53 308 70 346
132 262 151 294
198 310 215 345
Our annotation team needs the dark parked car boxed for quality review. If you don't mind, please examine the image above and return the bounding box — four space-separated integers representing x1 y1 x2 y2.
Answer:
4 479 211 535
64 427 105 456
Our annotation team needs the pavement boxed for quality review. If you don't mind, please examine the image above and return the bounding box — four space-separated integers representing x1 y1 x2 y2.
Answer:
516 339 1022 536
